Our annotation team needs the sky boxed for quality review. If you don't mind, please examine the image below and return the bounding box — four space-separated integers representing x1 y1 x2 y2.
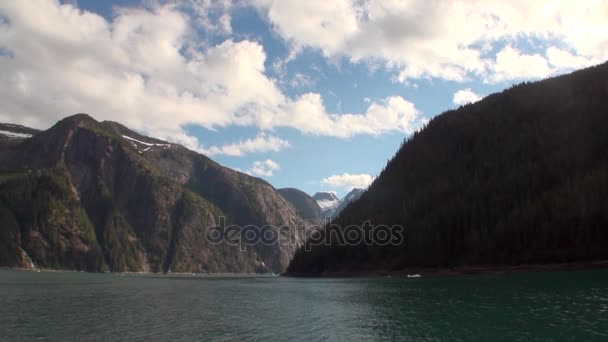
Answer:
0 1 607 197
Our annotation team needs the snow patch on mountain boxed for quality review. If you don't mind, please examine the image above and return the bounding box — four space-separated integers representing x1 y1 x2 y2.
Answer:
122 135 171 153
0 130 32 139
317 199 340 210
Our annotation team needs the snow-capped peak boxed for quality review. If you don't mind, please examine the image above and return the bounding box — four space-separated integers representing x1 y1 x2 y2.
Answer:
313 189 365 219
312 191 339 202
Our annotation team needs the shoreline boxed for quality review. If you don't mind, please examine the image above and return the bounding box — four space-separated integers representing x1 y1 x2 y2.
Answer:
0 267 279 277
282 260 608 278
4 260 608 278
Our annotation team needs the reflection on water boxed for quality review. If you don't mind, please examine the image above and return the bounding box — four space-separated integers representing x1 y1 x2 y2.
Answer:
1 269 608 341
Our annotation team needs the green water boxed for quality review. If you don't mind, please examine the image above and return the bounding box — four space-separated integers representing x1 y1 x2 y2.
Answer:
1 269 607 341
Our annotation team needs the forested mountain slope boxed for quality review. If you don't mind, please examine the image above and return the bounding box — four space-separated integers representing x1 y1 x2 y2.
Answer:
288 61 608 274
0 114 309 273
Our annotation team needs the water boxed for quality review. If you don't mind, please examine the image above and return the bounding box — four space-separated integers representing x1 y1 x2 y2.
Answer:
1 269 608 341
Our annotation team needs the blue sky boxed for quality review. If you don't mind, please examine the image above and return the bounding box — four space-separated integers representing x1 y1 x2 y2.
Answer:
1 1 606 197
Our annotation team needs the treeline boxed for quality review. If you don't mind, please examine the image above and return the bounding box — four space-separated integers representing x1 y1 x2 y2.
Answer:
288 61 608 274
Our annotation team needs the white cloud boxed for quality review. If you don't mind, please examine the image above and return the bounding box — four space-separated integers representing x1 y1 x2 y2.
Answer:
321 173 375 190
282 94 422 138
254 0 608 83
249 159 280 177
254 0 358 57
0 0 423 152
546 46 598 71
453 89 483 106
487 46 552 83
200 132 290 156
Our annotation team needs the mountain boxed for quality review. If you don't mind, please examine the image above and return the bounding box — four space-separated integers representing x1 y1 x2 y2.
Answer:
0 114 309 273
312 189 365 220
312 192 340 216
288 61 608 275
278 188 323 224
312 191 339 202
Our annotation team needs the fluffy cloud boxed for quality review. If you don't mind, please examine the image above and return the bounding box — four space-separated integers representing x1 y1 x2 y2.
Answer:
546 47 599 71
487 46 552 83
322 173 375 190
254 0 608 83
453 89 483 106
0 0 422 154
248 159 280 177
255 0 358 56
200 133 290 156
282 94 421 138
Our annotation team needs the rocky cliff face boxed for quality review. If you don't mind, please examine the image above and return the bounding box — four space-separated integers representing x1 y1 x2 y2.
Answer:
0 114 309 273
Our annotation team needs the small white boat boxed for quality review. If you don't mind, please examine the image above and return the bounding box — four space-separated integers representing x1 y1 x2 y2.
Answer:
407 274 421 278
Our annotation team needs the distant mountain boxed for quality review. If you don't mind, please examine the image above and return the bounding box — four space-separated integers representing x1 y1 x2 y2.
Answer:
312 192 339 202
288 61 608 275
312 192 340 217
278 188 323 224
0 123 40 143
0 114 310 273
312 189 365 220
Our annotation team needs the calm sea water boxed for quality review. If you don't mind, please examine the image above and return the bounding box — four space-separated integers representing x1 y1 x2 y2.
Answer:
1 269 608 341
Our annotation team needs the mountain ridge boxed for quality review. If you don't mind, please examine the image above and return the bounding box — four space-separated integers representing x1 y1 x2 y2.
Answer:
0 114 310 273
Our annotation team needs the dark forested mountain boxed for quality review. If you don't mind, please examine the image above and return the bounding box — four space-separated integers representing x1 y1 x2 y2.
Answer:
332 188 365 218
0 114 309 273
288 61 608 275
278 188 323 224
